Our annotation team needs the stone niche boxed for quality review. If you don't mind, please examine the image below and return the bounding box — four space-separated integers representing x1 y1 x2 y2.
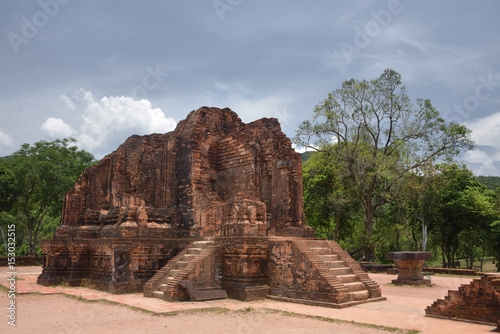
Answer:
38 107 384 307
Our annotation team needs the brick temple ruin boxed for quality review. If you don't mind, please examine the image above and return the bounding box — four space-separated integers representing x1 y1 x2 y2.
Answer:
426 273 500 329
38 107 384 307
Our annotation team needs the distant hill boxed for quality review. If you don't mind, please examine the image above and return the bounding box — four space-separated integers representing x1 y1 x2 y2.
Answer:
477 175 500 191
301 151 315 163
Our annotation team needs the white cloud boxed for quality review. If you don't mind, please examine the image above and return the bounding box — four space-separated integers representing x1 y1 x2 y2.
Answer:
232 96 295 125
42 89 177 157
206 81 296 126
464 150 497 176
465 112 500 147
0 130 13 149
292 143 319 154
292 143 307 154
41 117 75 138
59 95 76 110
463 113 500 175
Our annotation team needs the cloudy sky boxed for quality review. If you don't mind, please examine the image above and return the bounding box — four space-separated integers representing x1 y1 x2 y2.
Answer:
1 1 500 175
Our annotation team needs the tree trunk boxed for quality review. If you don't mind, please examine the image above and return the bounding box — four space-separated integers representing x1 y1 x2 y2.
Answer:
479 245 486 272
451 250 457 268
441 237 447 267
422 220 428 252
363 204 375 262
32 207 48 256
395 221 400 251
412 230 418 251
0 223 8 255
27 219 33 256
333 211 341 242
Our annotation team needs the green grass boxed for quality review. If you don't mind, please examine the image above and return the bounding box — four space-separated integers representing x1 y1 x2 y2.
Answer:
424 256 498 273
480 261 497 272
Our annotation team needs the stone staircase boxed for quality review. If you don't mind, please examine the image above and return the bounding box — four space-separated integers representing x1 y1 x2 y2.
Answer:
303 239 383 305
144 240 226 301
267 238 384 307
305 240 369 302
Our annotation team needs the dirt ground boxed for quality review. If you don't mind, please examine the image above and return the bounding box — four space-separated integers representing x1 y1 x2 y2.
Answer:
0 267 495 334
0 294 395 334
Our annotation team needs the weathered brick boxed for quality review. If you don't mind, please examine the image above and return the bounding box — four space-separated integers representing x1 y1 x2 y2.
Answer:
38 107 383 308
426 274 500 328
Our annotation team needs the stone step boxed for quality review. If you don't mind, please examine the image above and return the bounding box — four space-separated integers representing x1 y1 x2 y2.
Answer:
169 269 182 276
160 277 175 289
176 261 189 269
187 248 203 255
159 283 170 291
329 267 353 275
182 254 196 260
152 291 164 299
337 274 359 283
305 240 325 246
343 282 366 292
349 290 369 301
309 247 332 255
318 254 339 261
192 241 213 247
324 260 346 268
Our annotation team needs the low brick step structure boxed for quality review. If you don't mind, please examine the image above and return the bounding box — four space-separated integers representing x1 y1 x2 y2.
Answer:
144 240 225 301
307 241 374 303
267 238 385 308
425 273 500 329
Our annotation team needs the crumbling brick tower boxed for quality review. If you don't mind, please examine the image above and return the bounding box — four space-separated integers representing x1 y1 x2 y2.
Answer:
38 107 384 307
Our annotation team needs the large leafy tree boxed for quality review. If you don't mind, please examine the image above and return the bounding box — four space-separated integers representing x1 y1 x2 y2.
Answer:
433 164 498 268
1 138 95 255
302 147 360 242
389 163 441 252
491 220 500 271
295 69 474 260
0 164 18 253
489 187 500 271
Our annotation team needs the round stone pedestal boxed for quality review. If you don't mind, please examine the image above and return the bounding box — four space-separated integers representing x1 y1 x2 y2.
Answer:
387 251 432 286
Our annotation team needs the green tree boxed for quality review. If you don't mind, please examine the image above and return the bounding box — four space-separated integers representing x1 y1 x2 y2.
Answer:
1 138 95 255
0 164 18 253
477 175 500 191
294 69 474 260
302 147 360 242
489 187 500 271
432 164 497 268
456 187 497 269
396 163 441 251
490 220 500 271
